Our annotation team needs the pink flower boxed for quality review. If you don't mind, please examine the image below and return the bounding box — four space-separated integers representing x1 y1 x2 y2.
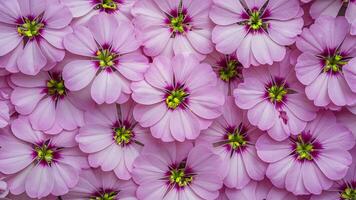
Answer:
256 111 355 195
63 13 149 104
0 0 72 75
204 51 244 96
225 179 310 200
132 0 214 60
63 169 137 200
132 142 223 200
346 1 356 35
0 117 88 198
60 0 136 26
234 51 317 141
198 97 267 189
131 54 225 142
10 69 87 134
210 0 304 67
76 100 151 180
296 16 356 108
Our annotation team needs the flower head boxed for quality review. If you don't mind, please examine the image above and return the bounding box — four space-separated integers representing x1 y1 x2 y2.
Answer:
76 100 150 180
10 69 87 134
256 112 355 195
198 97 267 189
211 0 304 67
296 16 356 108
132 0 214 60
0 117 87 198
0 0 72 75
63 13 149 104
132 142 223 200
132 54 225 142
234 52 317 141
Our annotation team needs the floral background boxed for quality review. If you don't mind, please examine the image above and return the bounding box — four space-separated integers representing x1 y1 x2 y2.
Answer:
0 0 355 199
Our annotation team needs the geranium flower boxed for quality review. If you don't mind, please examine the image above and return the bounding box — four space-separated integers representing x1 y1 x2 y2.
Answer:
0 117 88 198
10 68 87 134
132 0 214 60
198 97 267 189
296 16 356 108
63 13 149 104
234 51 317 141
132 142 223 200
256 111 355 195
131 54 224 142
76 101 151 180
211 0 303 67
0 0 72 75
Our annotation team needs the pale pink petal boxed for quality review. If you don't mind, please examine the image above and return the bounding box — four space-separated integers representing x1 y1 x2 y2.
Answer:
17 41 46 75
29 98 56 131
63 60 97 91
91 71 122 104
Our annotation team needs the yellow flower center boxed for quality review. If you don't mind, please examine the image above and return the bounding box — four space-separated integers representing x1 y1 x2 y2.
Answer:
113 126 133 146
169 168 193 188
165 89 188 109
35 145 54 164
17 18 44 38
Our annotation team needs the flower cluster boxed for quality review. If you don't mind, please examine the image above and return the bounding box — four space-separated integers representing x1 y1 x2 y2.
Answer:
0 0 355 199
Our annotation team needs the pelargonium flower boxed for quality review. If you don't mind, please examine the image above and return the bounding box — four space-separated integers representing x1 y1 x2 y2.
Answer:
131 54 224 142
256 111 355 195
234 52 317 141
310 147 356 200
296 16 356 108
63 169 137 200
198 97 267 189
225 179 310 200
0 0 72 75
204 51 244 96
210 0 304 67
0 117 88 199
63 13 149 104
10 69 86 134
132 142 223 200
61 0 136 25
0 76 13 128
132 0 214 60
76 101 150 180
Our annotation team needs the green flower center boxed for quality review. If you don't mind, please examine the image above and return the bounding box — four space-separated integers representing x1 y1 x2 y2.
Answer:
90 192 118 200
47 79 66 97
219 60 239 82
170 13 185 33
169 168 193 187
166 89 188 109
100 0 118 10
227 131 247 149
268 84 287 103
35 145 54 164
96 49 117 68
113 126 133 146
295 135 314 161
17 18 44 38
341 187 356 200
248 11 263 30
323 54 347 73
